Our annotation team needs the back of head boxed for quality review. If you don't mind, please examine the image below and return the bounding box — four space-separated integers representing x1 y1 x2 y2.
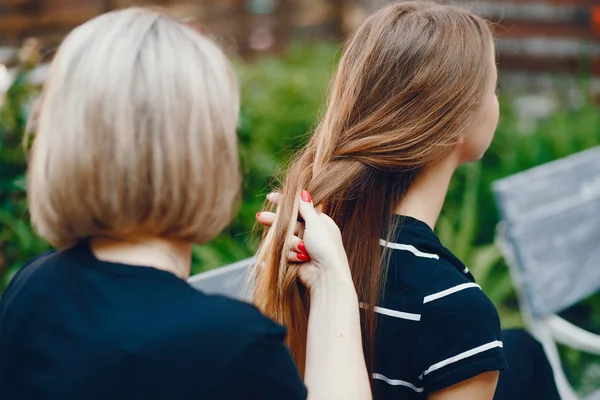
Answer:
254 1 494 375
28 8 240 248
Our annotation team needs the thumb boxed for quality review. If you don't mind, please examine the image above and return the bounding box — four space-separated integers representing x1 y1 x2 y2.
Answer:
298 190 319 229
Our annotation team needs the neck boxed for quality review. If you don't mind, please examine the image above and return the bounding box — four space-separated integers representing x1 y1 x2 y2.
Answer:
90 235 193 279
395 154 459 230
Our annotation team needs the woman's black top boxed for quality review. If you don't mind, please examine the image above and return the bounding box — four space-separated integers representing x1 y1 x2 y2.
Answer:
372 216 507 399
0 242 306 400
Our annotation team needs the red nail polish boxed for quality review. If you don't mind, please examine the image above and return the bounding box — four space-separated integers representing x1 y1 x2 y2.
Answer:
298 241 306 253
256 212 261 219
301 190 312 202
297 252 310 262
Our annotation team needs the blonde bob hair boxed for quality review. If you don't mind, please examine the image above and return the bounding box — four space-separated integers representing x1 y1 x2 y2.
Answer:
27 7 240 248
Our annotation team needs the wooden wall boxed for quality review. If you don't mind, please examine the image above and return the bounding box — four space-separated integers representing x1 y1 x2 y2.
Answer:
342 0 600 76
0 0 598 76
471 1 600 76
0 0 295 61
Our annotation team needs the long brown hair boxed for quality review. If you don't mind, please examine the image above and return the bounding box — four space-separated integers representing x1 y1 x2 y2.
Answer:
254 1 494 376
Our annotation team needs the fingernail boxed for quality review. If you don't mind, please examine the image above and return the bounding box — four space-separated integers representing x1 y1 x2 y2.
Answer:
301 190 312 203
266 193 272 201
256 212 261 219
297 252 310 262
298 241 306 253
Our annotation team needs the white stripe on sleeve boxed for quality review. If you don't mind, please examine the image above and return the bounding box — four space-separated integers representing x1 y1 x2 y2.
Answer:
373 373 424 393
423 340 504 376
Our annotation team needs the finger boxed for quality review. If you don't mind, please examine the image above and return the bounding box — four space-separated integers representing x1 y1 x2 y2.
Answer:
256 212 303 234
289 236 307 255
266 192 282 205
287 251 311 264
256 211 276 227
298 190 320 229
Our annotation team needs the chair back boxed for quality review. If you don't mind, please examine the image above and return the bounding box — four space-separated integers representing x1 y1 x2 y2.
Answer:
187 258 254 302
492 146 600 317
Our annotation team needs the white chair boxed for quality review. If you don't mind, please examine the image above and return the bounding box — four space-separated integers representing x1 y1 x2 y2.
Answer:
187 257 254 302
493 146 600 400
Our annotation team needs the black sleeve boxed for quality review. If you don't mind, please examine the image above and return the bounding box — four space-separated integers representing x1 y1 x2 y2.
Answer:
222 324 307 400
418 261 507 393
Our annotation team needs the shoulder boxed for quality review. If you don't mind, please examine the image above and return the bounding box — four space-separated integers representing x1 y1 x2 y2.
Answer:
377 235 450 324
382 236 442 294
418 258 506 393
8 250 59 281
1 250 59 303
422 257 498 326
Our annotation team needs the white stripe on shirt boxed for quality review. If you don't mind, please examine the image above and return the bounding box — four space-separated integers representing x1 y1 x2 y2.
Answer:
379 240 440 259
360 303 422 321
423 282 481 304
423 340 504 376
373 373 424 393
375 306 422 321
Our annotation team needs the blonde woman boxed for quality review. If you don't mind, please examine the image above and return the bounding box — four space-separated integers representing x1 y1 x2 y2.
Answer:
255 2 559 400
0 8 371 400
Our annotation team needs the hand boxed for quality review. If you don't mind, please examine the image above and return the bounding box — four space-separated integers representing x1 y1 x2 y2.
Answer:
256 191 354 294
257 192 311 264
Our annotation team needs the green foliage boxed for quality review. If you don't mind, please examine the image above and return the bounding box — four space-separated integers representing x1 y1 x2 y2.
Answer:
0 68 49 293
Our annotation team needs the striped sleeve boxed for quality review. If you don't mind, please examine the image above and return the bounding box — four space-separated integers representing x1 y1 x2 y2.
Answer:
418 260 507 393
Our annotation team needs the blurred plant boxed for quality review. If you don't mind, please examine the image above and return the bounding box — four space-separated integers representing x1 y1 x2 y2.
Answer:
0 41 49 293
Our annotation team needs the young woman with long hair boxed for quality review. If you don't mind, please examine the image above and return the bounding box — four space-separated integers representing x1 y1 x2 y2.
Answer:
255 2 560 399
0 8 370 399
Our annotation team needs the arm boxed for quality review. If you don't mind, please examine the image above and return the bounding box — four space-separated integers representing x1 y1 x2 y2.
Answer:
428 371 499 400
299 193 371 400
305 277 369 400
257 192 371 400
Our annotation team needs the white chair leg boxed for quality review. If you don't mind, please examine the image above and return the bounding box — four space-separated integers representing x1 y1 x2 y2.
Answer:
530 323 579 400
